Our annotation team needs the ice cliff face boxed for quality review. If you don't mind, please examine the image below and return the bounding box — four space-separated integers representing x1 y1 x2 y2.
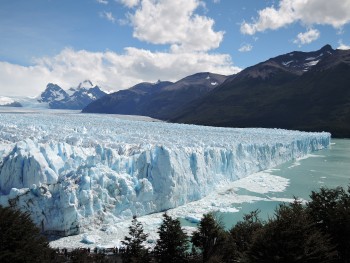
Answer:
0 112 330 236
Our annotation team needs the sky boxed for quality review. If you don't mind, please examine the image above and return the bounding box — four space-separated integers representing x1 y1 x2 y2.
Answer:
1 0 350 97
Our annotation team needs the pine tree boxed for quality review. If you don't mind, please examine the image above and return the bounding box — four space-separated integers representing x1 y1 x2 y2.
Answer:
0 205 54 263
191 213 228 262
121 216 150 263
154 213 189 263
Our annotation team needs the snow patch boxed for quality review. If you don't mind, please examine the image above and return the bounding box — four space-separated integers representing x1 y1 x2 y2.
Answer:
282 60 294 67
87 93 96 99
305 57 316 61
185 215 201 223
304 60 320 67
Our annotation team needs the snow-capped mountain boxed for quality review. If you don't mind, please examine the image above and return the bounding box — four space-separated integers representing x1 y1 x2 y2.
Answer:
38 80 107 110
66 80 94 96
273 44 335 73
231 44 335 81
38 83 70 104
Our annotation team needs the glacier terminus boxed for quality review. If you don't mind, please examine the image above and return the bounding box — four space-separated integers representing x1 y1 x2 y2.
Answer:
0 111 330 237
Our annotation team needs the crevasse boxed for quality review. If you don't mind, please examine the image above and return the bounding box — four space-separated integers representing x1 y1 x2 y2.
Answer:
0 112 330 236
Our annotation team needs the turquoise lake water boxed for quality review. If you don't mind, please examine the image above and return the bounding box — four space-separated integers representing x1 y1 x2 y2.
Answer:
181 138 350 229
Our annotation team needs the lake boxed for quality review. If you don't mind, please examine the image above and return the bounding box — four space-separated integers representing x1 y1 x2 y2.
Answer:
181 138 350 229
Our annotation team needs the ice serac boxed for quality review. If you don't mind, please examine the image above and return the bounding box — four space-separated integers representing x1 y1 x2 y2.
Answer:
0 112 330 236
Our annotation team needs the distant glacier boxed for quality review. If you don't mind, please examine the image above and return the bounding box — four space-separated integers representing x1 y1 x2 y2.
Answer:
0 111 330 236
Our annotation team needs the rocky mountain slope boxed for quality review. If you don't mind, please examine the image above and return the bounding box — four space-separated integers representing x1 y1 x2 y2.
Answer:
82 72 228 119
171 45 350 137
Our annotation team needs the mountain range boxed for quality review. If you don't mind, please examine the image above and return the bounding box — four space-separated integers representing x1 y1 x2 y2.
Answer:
82 72 227 119
83 44 350 137
171 45 350 138
39 80 107 110
0 80 107 110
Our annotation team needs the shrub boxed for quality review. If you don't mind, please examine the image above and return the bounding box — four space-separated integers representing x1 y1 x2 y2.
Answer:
307 186 350 263
243 201 336 263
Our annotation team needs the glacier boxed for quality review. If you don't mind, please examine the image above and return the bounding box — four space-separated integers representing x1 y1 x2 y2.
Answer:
0 111 330 236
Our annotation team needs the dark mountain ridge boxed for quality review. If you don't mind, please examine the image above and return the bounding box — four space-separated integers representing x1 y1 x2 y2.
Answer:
82 72 228 119
171 45 350 137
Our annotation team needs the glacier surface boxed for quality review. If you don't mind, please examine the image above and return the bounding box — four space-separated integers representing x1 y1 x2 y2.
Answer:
0 111 330 236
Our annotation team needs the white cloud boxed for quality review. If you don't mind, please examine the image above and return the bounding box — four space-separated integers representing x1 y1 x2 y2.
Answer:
338 40 350 50
293 28 320 45
0 0 238 97
130 0 224 52
213 0 220 3
238 44 253 52
0 62 52 97
100 11 116 23
241 0 350 35
0 48 241 97
117 0 140 8
97 0 109 4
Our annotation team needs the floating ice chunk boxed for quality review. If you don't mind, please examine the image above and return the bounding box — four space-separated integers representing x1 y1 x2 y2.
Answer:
101 225 118 235
81 234 100 244
232 171 289 194
185 215 201 223
218 207 239 213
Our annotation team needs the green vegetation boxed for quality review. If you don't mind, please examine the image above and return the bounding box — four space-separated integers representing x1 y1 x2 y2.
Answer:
154 213 189 263
243 201 335 263
191 213 231 262
121 215 150 263
1 185 349 262
307 187 350 263
0 206 54 263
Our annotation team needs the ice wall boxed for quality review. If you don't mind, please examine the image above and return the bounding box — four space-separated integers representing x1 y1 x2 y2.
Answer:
0 112 330 236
